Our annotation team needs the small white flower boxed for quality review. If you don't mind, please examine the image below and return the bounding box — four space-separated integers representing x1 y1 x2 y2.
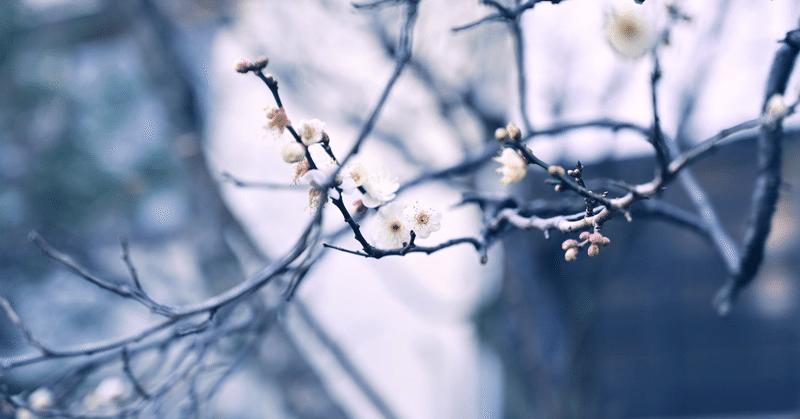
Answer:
279 141 306 163
28 387 53 411
493 148 527 185
375 202 411 248
341 161 370 187
764 94 788 128
297 118 325 146
361 168 399 208
303 168 339 200
15 408 34 419
301 158 353 201
94 378 127 404
403 201 442 239
605 9 654 60
82 377 128 414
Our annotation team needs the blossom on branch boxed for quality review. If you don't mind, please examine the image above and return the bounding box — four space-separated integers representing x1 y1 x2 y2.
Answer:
302 165 353 202
493 148 528 184
292 158 310 184
265 106 290 134
342 161 370 188
297 118 326 145
375 202 411 248
404 201 442 239
279 141 306 163
764 94 788 129
605 9 654 60
361 167 399 208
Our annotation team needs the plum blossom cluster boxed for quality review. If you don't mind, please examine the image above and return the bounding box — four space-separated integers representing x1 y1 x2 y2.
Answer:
374 200 443 249
255 63 441 250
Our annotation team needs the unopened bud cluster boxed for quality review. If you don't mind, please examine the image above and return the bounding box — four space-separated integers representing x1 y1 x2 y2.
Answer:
235 56 269 73
562 230 611 261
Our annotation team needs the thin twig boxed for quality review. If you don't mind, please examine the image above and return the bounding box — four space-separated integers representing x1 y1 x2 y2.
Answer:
219 171 306 190
122 347 150 399
511 18 534 134
120 237 144 294
339 0 419 165
28 231 171 316
352 0 400 9
0 297 54 356
292 301 402 419
649 50 670 178
452 12 506 32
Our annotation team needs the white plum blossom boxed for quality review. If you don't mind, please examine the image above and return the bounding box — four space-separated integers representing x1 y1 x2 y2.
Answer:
339 160 398 207
341 161 370 187
493 148 528 185
297 118 325 146
279 141 306 163
404 201 442 239
764 94 788 128
303 168 339 201
361 169 399 208
83 377 128 414
94 377 127 403
375 201 411 248
605 9 655 60
28 387 54 411
302 158 354 203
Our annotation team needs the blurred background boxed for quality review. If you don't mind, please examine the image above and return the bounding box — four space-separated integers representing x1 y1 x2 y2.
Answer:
2 0 800 418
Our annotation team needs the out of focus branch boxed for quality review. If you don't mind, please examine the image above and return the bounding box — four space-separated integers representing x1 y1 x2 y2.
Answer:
714 27 800 315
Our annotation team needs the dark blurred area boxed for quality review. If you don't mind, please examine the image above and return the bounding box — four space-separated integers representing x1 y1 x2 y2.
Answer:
481 131 800 418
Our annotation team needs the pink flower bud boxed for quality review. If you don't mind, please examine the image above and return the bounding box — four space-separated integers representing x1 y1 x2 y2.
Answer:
587 244 600 257
562 239 579 250
565 247 579 262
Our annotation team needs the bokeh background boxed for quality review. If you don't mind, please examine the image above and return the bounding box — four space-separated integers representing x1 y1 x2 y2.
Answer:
2 0 800 418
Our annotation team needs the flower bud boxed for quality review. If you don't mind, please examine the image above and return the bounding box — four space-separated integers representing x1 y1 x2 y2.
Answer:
254 56 269 70
506 122 521 141
279 142 306 163
548 165 566 176
601 237 611 247
235 59 253 73
554 184 565 193
562 239 579 250
565 247 579 262
579 231 590 241
589 232 603 243
29 388 53 411
494 128 508 141
587 244 600 257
